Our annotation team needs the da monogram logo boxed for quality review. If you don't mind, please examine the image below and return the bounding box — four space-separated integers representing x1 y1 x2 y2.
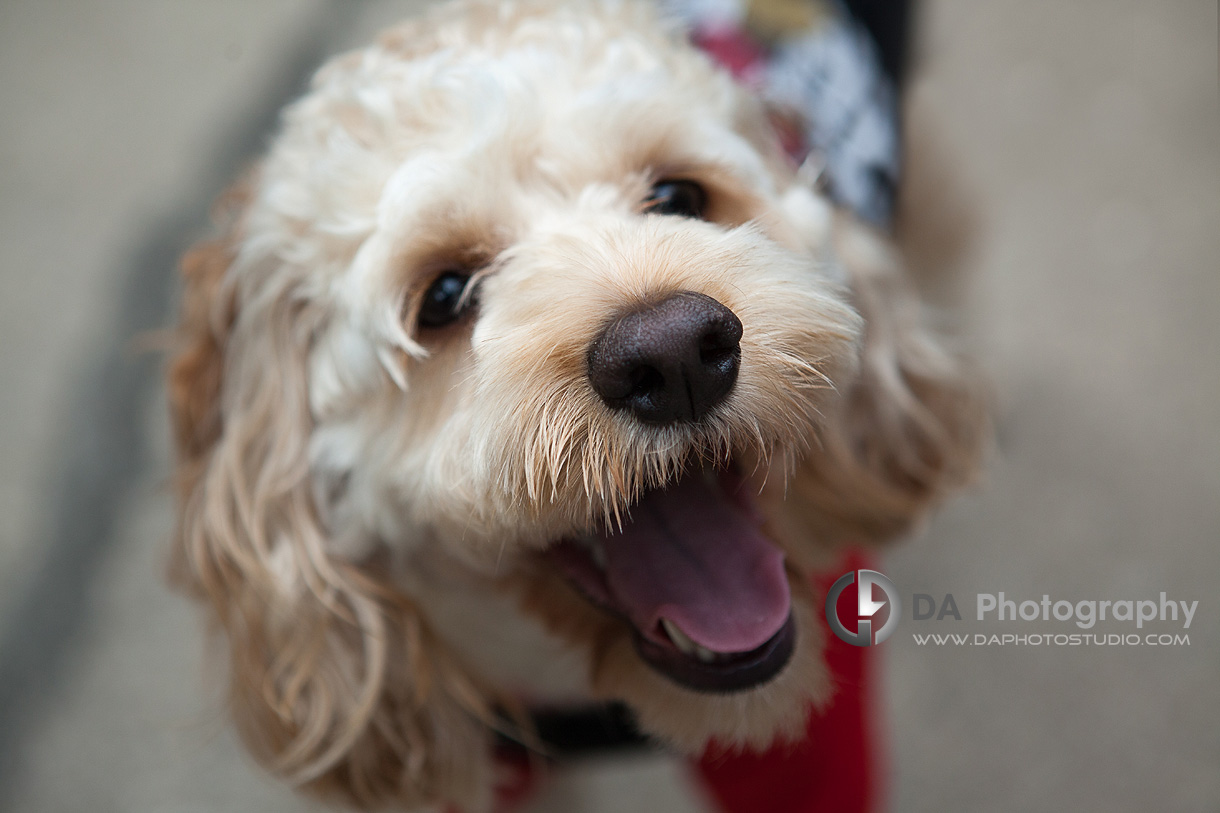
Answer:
826 570 902 646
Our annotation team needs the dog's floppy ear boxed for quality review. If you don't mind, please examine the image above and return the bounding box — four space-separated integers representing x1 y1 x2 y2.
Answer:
167 179 494 811
782 213 987 548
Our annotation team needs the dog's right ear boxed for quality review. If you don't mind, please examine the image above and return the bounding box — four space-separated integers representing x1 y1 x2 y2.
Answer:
167 179 496 812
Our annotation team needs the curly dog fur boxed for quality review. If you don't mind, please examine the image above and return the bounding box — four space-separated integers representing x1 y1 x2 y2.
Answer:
168 2 984 810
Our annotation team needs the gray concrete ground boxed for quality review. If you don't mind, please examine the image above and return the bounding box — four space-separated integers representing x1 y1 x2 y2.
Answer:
0 1 1215 811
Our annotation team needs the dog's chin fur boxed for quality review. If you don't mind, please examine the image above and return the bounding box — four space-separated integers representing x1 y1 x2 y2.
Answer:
167 1 985 810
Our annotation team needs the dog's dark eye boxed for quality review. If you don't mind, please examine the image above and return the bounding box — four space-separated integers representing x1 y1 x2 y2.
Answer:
643 180 707 219
418 271 473 329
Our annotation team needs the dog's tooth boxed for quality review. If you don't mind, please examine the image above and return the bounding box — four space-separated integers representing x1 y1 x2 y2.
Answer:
661 619 698 656
694 645 717 663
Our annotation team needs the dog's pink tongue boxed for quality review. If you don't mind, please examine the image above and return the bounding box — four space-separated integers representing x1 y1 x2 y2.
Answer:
601 476 789 653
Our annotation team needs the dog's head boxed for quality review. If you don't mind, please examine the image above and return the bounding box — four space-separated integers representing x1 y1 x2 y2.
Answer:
169 1 983 809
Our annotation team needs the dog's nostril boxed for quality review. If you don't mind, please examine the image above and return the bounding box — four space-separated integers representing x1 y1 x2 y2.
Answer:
699 333 738 368
587 291 742 425
628 365 664 399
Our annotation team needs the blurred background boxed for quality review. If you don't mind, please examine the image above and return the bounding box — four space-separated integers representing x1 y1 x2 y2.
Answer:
0 1 1216 811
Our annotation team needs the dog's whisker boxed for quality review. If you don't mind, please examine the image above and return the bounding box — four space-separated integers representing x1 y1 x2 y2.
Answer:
494 537 508 574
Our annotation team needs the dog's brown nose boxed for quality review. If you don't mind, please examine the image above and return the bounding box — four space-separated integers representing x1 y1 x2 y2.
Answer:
587 291 742 424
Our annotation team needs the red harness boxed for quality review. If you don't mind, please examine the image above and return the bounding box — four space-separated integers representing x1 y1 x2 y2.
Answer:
695 551 880 813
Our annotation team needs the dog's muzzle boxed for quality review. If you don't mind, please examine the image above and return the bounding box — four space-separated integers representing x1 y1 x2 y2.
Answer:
568 293 796 692
587 291 742 424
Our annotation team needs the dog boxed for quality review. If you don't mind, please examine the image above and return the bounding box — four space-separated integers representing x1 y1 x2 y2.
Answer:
168 1 984 810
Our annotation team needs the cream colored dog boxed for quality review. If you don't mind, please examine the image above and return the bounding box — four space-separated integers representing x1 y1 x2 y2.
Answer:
168 1 983 810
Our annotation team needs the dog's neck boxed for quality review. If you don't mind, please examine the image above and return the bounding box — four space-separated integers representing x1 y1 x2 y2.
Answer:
400 547 597 705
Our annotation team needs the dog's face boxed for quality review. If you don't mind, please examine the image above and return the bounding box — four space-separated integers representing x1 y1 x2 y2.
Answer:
169 2 982 809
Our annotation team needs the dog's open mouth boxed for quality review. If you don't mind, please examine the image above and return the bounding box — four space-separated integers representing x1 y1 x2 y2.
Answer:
546 468 794 694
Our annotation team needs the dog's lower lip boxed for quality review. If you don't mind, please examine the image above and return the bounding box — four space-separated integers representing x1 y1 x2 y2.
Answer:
633 613 796 693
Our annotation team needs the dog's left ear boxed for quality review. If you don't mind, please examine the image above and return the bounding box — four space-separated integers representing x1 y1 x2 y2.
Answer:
167 180 496 812
776 196 988 549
